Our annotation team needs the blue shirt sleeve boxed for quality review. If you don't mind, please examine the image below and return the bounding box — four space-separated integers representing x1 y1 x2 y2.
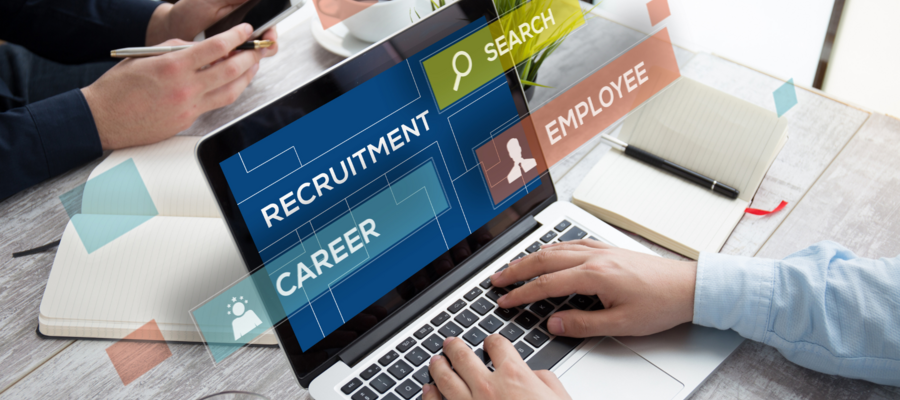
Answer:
0 89 102 200
694 241 900 386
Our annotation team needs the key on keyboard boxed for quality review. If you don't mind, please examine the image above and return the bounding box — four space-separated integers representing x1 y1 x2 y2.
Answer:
370 373 396 394
529 300 554 317
524 329 549 348
395 380 420 399
514 341 534 359
464 287 483 301
379 350 399 366
405 347 430 366
396 337 416 353
351 387 378 400
360 364 381 380
479 277 492 289
558 226 587 242
470 298 494 315
500 323 524 341
474 348 491 365
514 311 539 329
569 294 594 310
495 307 519 321
414 325 433 339
454 309 478 327
548 296 568 305
388 360 413 379
485 287 507 303
479 314 503 333
463 327 488 345
431 311 450 326
526 336 585 371
525 242 541 253
422 334 443 353
554 220 571 231
438 322 462 338
447 299 466 314
341 378 363 394
540 231 557 243
412 366 432 385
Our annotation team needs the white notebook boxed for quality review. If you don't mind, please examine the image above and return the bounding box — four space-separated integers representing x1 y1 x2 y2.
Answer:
39 137 276 344
573 78 788 259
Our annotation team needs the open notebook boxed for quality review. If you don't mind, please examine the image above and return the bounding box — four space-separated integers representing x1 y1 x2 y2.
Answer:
573 77 788 259
39 137 276 344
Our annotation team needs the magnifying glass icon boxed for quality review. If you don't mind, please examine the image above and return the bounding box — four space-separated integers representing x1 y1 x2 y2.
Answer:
452 51 472 91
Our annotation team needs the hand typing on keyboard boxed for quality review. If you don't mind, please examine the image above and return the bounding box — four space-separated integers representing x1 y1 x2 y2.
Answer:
490 239 697 338
424 335 570 400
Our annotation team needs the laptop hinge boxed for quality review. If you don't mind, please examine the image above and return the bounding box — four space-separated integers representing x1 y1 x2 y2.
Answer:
339 215 540 366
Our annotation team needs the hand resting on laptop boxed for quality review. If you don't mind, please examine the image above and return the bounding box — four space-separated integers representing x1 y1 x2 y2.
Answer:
425 335 571 400
492 240 697 338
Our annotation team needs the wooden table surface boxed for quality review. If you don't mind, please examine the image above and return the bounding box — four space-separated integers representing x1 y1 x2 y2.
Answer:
2 6 899 400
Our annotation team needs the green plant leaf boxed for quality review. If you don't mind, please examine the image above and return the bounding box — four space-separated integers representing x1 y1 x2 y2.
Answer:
521 79 552 88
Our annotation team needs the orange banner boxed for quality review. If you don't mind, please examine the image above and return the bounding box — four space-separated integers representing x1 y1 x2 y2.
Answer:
475 116 549 205
106 320 172 385
531 28 681 166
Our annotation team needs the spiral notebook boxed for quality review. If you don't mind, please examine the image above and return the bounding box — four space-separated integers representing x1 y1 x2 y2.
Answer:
39 137 276 344
573 77 789 259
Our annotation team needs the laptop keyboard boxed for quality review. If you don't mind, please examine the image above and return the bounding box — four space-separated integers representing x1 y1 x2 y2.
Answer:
339 219 604 400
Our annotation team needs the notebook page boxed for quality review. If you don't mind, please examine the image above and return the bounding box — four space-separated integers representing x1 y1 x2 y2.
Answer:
574 151 747 255
40 216 258 342
88 136 219 218
620 77 788 202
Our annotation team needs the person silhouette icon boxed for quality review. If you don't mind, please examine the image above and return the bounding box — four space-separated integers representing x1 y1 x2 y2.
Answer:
506 138 537 183
229 297 263 340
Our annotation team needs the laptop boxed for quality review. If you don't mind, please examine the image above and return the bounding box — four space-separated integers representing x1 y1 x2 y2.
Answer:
195 0 744 398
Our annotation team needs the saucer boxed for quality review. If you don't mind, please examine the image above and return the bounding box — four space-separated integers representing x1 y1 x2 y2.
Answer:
310 17 374 58
310 0 438 58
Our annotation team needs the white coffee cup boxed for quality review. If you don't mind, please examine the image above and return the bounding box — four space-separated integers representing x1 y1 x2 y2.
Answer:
340 0 422 43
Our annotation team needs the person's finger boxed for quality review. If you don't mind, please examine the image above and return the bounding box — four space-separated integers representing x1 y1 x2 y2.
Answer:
491 249 595 288
200 46 262 89
545 308 630 338
543 238 613 251
482 334 525 371
260 28 279 57
429 354 472 400
498 267 596 308
187 23 253 68
441 337 490 384
157 38 193 47
534 370 570 399
202 62 259 111
421 383 442 400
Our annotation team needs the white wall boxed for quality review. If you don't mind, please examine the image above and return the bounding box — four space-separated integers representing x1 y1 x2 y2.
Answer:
591 0 835 87
823 0 900 117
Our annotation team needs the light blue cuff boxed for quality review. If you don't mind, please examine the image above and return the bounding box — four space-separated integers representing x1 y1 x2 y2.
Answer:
693 252 776 342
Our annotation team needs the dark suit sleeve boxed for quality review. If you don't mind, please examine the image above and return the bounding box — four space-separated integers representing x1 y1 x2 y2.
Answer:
0 0 161 64
0 90 102 200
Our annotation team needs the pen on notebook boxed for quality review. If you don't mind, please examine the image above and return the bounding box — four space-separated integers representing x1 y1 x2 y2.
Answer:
600 134 740 199
110 40 275 58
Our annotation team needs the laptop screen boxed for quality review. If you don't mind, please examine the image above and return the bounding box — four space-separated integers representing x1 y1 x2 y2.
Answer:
201 0 553 380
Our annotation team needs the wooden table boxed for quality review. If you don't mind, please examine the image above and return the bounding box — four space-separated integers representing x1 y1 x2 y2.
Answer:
2 7 899 400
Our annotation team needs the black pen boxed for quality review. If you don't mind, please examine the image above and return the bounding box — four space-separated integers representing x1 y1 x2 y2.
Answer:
110 40 275 58
600 134 740 199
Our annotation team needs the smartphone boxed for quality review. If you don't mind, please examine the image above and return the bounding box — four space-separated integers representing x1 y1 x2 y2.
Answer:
201 0 303 40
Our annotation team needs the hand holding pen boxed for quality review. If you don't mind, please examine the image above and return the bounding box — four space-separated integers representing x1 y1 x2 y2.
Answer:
83 23 278 152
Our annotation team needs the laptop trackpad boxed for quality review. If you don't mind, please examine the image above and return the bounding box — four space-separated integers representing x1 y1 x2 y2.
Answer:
559 338 684 400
